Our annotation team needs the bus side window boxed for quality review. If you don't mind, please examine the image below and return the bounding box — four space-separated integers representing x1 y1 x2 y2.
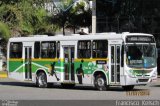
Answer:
41 41 56 58
85 50 91 58
92 40 108 58
34 42 40 58
121 44 124 67
57 41 60 58
77 40 91 58
41 43 48 58
10 42 22 58
49 42 56 58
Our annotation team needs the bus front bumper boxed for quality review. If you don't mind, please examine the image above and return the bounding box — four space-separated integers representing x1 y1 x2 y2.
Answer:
124 76 157 85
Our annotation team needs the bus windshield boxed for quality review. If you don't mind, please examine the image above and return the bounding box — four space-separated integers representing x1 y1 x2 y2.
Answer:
126 44 156 68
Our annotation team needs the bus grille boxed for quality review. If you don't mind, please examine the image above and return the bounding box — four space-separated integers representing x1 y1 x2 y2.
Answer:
138 79 149 82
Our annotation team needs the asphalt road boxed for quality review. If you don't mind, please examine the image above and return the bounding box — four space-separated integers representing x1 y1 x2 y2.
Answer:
0 78 160 100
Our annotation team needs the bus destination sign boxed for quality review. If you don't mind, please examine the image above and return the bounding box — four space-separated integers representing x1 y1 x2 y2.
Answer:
126 36 154 43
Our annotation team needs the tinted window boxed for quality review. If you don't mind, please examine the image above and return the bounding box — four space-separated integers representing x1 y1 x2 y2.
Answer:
10 42 23 58
57 41 60 58
78 40 91 58
92 40 108 58
41 41 56 58
34 42 40 58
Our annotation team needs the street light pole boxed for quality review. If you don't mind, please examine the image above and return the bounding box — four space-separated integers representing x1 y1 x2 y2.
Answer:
90 0 96 34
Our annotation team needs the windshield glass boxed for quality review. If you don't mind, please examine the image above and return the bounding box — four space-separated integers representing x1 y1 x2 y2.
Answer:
126 44 156 68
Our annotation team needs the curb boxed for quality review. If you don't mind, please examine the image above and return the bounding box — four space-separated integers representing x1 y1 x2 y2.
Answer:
0 74 7 78
0 72 8 78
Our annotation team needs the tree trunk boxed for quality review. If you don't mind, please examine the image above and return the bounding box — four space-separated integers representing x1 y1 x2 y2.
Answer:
63 25 65 35
73 25 76 34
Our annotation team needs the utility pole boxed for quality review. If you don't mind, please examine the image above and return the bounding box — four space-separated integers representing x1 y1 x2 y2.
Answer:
90 0 96 33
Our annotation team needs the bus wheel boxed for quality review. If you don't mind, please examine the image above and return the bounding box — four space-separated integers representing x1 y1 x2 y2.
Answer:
37 72 48 88
94 75 108 91
122 85 134 91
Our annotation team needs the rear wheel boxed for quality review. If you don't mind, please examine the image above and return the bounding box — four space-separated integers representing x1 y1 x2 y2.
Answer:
122 85 134 91
94 75 108 91
37 72 48 88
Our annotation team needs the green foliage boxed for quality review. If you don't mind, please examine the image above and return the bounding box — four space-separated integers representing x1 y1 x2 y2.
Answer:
70 0 91 27
71 0 86 14
0 22 10 39
53 0 91 34
0 0 57 38
59 0 73 11
0 0 59 55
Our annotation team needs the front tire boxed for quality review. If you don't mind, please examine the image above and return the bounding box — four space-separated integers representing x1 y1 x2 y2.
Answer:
37 72 48 88
94 75 108 91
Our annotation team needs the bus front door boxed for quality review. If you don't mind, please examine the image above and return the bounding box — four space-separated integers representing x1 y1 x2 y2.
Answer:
24 47 32 80
63 46 75 82
110 45 121 84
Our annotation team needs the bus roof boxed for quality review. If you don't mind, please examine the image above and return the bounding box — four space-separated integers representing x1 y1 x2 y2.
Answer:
9 32 153 42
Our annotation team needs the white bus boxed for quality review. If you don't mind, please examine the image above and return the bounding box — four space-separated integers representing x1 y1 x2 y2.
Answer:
7 32 157 91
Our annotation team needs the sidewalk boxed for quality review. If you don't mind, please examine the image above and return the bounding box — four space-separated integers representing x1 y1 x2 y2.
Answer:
0 71 8 78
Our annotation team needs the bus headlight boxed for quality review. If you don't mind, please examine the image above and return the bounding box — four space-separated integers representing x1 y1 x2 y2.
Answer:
127 70 136 78
151 71 157 77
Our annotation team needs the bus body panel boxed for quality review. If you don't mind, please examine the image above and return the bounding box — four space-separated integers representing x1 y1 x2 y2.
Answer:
7 33 157 89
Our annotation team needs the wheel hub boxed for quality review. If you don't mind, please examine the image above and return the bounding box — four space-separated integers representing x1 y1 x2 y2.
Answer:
38 74 46 86
97 78 104 86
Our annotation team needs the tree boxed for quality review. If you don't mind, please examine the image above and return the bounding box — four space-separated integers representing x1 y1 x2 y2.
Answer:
0 22 10 39
69 0 91 33
52 0 74 35
0 0 58 37
52 0 91 35
0 0 59 55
